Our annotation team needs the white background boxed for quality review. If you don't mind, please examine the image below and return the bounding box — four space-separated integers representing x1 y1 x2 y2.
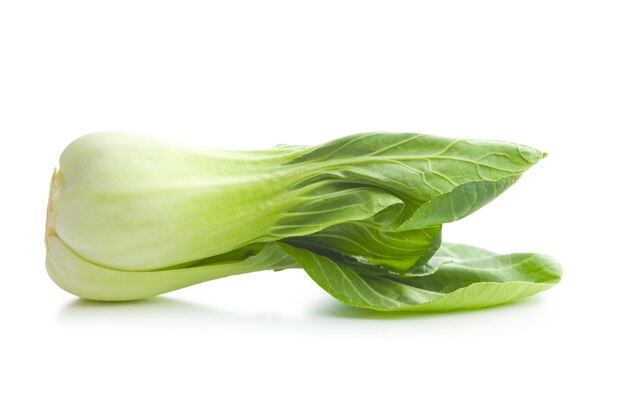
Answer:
1 1 624 416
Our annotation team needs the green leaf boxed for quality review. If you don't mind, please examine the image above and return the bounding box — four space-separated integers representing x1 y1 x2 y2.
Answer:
279 242 561 312
395 176 521 230
288 132 546 228
268 182 403 239
284 222 442 272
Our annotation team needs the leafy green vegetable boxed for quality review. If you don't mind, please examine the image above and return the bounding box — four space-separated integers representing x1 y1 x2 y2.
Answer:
280 243 561 311
45 131 560 311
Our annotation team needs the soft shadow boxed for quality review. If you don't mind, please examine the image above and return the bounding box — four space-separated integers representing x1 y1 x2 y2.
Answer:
57 294 548 327
314 296 546 320
64 297 200 310
57 296 221 325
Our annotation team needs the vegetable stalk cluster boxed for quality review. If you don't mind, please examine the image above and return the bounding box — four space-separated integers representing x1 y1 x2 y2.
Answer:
46 132 561 311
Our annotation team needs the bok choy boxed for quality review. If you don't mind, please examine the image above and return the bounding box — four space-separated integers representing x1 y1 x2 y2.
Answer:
45 132 561 311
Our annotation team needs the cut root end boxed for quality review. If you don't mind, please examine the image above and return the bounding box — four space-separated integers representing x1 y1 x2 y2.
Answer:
46 168 62 246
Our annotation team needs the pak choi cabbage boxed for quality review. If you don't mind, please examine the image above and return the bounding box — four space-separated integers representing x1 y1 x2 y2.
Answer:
45 132 561 311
